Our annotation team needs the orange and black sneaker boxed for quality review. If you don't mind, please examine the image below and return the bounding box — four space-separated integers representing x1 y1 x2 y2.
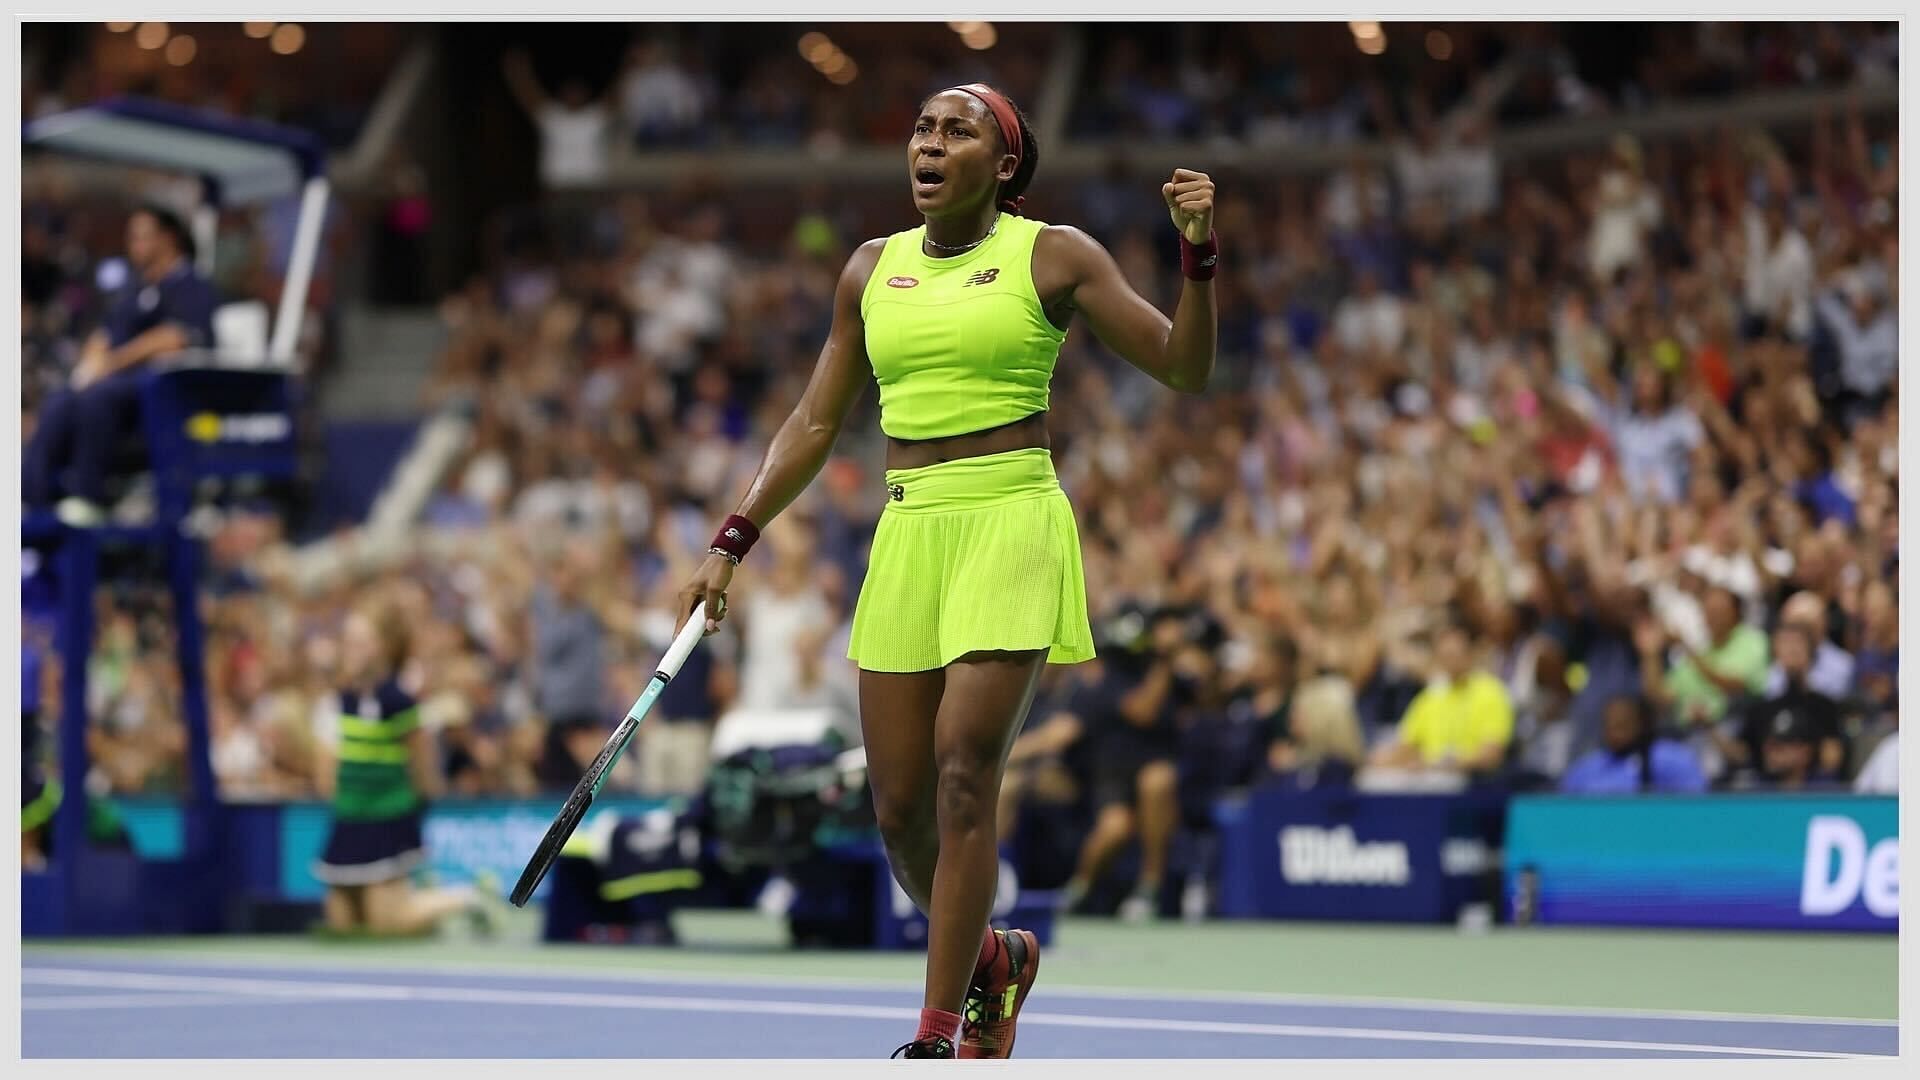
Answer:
959 928 1041 1059
891 1036 955 1059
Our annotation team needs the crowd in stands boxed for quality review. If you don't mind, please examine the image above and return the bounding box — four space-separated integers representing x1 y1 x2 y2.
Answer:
1068 22 1897 143
19 27 1900 914
496 22 1898 191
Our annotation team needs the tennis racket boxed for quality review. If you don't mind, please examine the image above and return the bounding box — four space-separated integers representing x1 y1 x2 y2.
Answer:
508 601 712 907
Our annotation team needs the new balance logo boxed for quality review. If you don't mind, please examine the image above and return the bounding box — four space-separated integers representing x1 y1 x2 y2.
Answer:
724 527 744 542
963 268 1001 287
888 483 905 502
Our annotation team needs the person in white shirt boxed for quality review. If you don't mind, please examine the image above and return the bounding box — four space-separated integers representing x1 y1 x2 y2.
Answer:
1588 137 1660 283
1322 157 1391 234
733 526 834 712
619 38 706 146
1331 270 1407 357
1815 271 1898 417
1742 201 1814 339
1610 368 1703 505
1765 592 1856 701
503 49 612 190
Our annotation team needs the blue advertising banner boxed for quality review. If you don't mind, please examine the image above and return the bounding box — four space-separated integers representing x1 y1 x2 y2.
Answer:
1213 787 1506 923
277 798 667 901
1504 795 1897 933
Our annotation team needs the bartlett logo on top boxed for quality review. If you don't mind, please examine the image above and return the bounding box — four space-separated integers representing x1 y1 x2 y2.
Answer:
1800 815 1897 919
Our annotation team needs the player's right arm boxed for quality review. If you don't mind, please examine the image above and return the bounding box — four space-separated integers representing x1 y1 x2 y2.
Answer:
676 239 884 635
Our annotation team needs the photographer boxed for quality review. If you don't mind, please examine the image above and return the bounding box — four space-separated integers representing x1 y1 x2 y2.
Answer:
1058 608 1215 922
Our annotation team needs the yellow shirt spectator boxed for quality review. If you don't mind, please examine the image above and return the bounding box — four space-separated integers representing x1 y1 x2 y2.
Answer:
1397 672 1515 766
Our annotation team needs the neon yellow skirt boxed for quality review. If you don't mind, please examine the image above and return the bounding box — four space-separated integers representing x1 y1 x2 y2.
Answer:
847 447 1096 673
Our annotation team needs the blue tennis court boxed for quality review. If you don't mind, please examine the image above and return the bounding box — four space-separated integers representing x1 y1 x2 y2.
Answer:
22 953 1895 1059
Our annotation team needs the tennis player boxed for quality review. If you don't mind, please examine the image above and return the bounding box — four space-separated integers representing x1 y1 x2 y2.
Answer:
678 83 1216 1059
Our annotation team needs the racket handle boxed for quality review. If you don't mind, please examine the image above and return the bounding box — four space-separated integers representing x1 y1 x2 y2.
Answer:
657 600 709 683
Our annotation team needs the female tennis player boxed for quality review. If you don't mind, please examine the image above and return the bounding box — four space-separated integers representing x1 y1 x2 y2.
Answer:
678 83 1216 1059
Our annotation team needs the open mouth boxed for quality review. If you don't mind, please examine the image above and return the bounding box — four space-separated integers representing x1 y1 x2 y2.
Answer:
914 167 945 190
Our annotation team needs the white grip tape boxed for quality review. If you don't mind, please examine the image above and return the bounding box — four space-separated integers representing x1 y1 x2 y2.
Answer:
656 601 709 682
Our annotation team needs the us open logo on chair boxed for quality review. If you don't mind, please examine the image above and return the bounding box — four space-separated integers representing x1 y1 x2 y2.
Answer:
185 411 293 445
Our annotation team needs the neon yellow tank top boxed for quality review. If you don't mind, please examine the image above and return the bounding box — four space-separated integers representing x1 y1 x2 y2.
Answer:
860 212 1068 441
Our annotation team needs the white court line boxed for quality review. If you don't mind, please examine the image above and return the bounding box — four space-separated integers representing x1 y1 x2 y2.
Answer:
21 946 1897 1029
24 992 340 1012
20 967 1871 1059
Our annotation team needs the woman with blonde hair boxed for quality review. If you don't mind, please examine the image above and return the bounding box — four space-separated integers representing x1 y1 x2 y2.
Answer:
1270 675 1365 790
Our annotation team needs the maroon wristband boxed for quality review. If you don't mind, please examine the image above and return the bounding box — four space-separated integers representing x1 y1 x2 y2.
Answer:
709 514 760 564
1180 230 1219 282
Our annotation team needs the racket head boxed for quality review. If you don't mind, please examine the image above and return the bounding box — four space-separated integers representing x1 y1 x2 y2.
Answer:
508 716 635 907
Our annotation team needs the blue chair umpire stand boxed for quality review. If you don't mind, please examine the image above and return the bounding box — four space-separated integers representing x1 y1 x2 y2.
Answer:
22 98 327 935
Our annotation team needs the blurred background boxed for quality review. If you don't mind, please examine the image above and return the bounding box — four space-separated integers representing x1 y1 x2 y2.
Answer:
17 19 1900 1059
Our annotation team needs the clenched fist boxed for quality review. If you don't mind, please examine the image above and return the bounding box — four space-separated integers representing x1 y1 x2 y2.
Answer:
1162 168 1215 244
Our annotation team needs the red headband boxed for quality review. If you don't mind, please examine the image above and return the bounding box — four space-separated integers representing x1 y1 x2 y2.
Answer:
947 83 1025 212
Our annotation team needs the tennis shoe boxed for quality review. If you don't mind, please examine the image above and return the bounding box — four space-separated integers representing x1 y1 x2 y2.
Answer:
892 1036 955 1058
959 928 1040 1058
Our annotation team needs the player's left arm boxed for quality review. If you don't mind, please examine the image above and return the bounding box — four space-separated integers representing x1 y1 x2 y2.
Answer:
1039 169 1216 393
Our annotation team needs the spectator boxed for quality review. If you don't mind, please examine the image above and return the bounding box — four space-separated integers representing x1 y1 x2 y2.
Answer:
1766 591 1855 700
1509 636 1580 788
631 537 739 798
1330 269 1407 359
1726 624 1845 783
371 159 434 305
23 204 216 527
1611 367 1703 505
1267 675 1363 791
1852 579 1896 713
531 539 611 790
1560 695 1709 794
1588 136 1661 283
1741 196 1815 339
1321 155 1391 234
1747 710 1837 792
733 525 834 711
1814 270 1897 425
1639 587 1770 728
1369 623 1514 775
503 50 612 190
618 38 707 147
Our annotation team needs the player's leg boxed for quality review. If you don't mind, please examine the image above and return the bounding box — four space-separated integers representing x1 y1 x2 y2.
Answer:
921 650 1045 1031
858 666 945 911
